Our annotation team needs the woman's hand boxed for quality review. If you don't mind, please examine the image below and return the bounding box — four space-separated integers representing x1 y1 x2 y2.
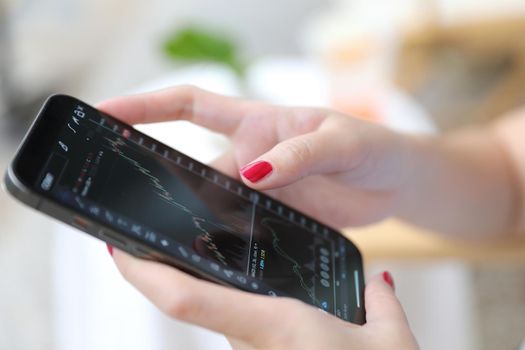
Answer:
99 85 522 236
98 86 411 229
111 248 419 350
100 86 419 348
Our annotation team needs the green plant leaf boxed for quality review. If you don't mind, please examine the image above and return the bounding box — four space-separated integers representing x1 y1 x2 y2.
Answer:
163 26 244 76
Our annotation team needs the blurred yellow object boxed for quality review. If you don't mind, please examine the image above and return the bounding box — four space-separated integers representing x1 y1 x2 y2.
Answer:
345 220 525 263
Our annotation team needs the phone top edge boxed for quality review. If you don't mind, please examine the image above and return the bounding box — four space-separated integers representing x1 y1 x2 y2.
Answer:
8 94 72 181
3 165 41 208
4 94 78 206
46 93 81 104
10 94 59 159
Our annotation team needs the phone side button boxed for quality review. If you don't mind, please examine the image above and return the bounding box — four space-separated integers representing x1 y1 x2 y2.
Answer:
98 229 127 249
131 245 152 258
71 216 91 230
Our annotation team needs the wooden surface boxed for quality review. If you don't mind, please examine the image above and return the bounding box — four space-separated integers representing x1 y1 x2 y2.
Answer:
395 16 525 129
344 220 525 263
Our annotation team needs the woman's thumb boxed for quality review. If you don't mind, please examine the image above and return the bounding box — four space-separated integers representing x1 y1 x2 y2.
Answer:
365 272 410 325
239 131 360 190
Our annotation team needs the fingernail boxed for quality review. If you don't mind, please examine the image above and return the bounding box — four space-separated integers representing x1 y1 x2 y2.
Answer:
107 244 113 256
383 271 395 290
240 161 273 183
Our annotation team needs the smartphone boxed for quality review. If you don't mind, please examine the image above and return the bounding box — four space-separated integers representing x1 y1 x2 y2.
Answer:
4 94 365 324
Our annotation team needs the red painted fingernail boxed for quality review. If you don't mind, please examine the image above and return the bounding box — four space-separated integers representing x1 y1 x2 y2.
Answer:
240 161 273 183
383 271 395 290
107 244 113 256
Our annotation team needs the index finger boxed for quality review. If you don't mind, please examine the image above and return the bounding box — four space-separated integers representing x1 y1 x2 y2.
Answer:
97 85 271 135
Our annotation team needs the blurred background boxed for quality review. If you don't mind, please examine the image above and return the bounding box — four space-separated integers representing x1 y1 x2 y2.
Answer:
1 0 525 349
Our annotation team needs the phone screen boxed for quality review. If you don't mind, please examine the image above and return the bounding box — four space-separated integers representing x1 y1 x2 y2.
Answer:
11 95 364 323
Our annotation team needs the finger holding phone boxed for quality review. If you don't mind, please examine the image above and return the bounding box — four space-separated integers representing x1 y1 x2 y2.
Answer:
110 247 417 350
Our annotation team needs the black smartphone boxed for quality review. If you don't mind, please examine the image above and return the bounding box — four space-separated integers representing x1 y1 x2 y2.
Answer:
3 94 365 324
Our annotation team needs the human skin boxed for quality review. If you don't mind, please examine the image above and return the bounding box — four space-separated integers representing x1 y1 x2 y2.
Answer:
97 86 525 349
99 86 525 238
